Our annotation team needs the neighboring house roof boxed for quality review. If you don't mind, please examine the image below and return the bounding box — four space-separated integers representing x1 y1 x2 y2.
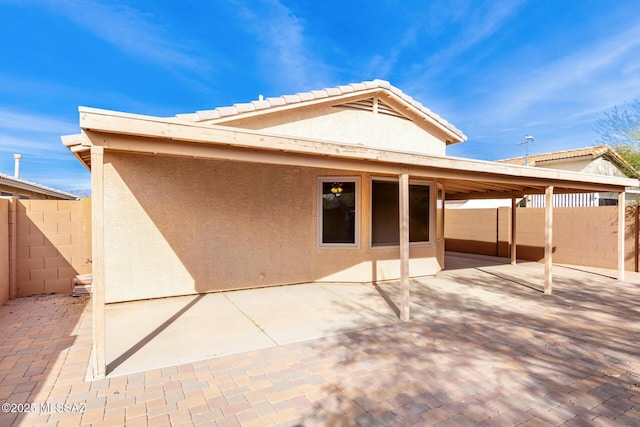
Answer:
0 172 79 200
174 79 467 145
497 145 640 179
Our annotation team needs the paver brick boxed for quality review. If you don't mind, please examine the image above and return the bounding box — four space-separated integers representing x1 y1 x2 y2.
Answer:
1 262 640 427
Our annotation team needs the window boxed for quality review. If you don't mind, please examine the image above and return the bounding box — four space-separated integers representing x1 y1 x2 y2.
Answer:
318 177 360 247
371 178 431 247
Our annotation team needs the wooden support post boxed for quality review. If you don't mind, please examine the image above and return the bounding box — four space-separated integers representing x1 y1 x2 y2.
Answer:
399 173 410 321
544 186 553 295
618 191 625 281
511 197 517 265
9 196 17 300
90 143 106 379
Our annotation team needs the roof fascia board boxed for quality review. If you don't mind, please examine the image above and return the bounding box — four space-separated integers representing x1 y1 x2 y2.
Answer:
61 133 91 171
78 107 638 191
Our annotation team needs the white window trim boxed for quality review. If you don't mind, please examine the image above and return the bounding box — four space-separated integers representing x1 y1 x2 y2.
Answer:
317 176 361 249
369 176 434 249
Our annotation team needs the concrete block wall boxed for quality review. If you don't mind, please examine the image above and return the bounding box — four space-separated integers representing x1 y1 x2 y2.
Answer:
445 206 637 271
444 208 498 255
13 199 92 297
0 199 8 305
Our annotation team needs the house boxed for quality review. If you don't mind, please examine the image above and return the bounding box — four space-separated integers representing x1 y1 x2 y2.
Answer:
498 145 640 206
62 79 637 378
0 155 78 200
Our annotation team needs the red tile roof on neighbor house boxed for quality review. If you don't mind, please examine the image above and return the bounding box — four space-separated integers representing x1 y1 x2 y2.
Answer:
497 145 640 179
174 79 467 142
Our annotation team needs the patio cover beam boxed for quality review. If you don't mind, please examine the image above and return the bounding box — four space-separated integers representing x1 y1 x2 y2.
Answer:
399 173 410 321
80 131 634 199
90 142 106 379
618 192 625 281
544 186 553 295
511 197 517 265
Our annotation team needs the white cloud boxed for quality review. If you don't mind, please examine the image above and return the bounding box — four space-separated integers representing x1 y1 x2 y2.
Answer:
417 1 527 78
486 24 640 120
0 110 76 135
43 0 209 72
232 0 330 92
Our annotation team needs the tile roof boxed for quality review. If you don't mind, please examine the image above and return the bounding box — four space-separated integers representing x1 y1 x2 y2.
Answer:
175 79 466 141
0 172 79 199
497 145 612 166
497 145 640 178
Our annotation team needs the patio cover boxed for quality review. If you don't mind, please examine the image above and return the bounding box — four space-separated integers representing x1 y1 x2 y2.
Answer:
64 107 638 379
66 107 636 198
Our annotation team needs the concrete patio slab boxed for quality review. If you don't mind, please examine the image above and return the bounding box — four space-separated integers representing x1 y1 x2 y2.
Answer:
225 283 399 345
106 293 277 377
105 282 405 377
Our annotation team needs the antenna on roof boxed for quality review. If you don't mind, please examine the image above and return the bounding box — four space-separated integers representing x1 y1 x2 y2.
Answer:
518 135 534 166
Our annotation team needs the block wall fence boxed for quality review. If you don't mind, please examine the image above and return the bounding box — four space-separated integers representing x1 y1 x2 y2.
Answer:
445 206 638 271
0 199 92 306
0 199 8 306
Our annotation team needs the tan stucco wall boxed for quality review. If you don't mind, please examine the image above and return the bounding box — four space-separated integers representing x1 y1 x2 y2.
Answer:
219 105 447 156
537 157 627 178
0 199 8 306
103 152 442 303
15 199 92 296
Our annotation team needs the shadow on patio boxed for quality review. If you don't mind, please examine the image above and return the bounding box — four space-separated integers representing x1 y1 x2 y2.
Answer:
288 254 640 425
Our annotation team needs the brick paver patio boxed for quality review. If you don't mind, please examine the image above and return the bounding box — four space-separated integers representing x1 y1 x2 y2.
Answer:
1 257 639 426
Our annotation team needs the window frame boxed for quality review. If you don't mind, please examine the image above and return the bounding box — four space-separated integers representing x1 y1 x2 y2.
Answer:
369 176 434 249
317 176 361 249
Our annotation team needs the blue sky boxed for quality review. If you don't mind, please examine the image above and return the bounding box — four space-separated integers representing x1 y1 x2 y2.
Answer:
1 0 640 192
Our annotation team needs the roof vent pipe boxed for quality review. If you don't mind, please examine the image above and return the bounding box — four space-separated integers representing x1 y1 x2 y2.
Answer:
13 154 21 178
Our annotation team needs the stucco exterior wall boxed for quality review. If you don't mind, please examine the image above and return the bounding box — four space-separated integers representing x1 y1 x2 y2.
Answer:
103 152 442 303
219 105 447 156
537 157 627 178
0 199 8 306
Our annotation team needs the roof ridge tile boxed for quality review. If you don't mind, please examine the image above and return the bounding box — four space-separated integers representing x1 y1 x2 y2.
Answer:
309 89 329 99
251 100 271 109
296 92 315 101
281 94 301 103
266 97 286 106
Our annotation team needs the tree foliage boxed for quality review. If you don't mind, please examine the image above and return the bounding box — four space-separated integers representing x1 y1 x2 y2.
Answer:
595 99 640 169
